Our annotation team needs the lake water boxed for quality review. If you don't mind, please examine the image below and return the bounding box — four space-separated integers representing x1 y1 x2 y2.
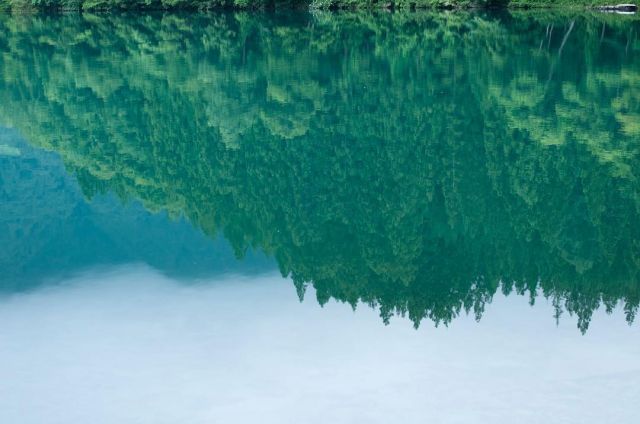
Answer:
0 10 639 423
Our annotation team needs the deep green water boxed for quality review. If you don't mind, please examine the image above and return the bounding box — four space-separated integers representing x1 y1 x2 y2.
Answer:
1 11 639 331
1 11 640 423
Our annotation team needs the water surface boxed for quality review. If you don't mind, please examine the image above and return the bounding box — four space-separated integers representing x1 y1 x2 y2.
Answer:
0 10 639 423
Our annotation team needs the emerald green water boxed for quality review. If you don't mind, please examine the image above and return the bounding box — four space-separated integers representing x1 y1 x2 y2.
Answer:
0 12 639 423
2 11 639 330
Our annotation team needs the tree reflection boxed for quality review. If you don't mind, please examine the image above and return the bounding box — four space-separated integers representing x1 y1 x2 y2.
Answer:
0 11 638 332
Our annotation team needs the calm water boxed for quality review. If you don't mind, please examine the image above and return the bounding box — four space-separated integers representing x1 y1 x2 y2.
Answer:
0 11 639 423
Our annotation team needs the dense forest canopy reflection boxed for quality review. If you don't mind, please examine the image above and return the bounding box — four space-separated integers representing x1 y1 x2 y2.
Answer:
0 11 638 332
0 128 275 291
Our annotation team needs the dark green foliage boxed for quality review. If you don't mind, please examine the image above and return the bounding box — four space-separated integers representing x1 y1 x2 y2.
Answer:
0 0 617 11
0 0 309 11
0 12 638 331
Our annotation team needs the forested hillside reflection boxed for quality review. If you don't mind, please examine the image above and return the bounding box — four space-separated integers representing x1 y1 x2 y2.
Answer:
0 11 638 332
0 128 274 291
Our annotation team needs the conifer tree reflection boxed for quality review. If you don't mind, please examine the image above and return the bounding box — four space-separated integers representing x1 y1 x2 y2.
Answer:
0 11 638 332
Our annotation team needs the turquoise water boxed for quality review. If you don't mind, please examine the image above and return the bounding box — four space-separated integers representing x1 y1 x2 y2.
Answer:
0 11 639 423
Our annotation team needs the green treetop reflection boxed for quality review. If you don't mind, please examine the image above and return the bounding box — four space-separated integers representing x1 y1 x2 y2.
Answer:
0 11 639 332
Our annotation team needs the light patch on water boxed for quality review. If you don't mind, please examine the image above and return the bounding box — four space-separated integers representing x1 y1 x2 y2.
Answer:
0 264 638 424
0 143 20 157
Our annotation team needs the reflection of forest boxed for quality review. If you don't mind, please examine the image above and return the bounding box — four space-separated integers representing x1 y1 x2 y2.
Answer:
0 129 275 290
0 12 638 331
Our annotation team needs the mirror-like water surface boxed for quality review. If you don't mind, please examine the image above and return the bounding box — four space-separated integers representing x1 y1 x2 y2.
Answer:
1 267 639 424
0 11 639 423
